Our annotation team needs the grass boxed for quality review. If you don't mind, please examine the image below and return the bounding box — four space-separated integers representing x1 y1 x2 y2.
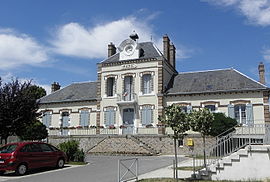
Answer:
176 166 204 171
67 161 87 165
138 179 263 182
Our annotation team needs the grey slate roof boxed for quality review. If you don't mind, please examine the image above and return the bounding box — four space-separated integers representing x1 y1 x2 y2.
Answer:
166 69 268 95
101 42 162 63
39 82 97 104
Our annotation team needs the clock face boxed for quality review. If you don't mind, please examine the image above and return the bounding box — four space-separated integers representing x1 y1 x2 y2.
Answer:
124 44 134 56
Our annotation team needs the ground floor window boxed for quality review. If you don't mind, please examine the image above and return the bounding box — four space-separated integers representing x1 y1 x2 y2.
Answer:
141 105 153 126
80 110 90 127
104 107 116 126
42 111 51 128
228 103 253 125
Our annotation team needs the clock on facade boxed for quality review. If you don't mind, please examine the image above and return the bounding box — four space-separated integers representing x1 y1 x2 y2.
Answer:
118 39 139 60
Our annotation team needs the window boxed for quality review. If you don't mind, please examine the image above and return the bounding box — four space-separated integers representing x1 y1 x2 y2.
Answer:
42 111 52 128
61 112 70 128
141 105 153 126
142 74 153 94
106 77 115 97
80 110 89 127
39 144 53 152
124 76 133 101
205 105 216 112
104 108 115 126
234 105 246 124
228 103 254 125
178 139 184 147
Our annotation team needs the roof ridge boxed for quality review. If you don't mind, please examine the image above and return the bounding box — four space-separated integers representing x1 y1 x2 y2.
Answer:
178 68 232 74
232 69 267 88
71 81 97 84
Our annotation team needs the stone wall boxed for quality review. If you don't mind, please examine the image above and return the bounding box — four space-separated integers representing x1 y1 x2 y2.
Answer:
48 134 216 156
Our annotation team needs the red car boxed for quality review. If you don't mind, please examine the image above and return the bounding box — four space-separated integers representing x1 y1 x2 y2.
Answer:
0 142 67 175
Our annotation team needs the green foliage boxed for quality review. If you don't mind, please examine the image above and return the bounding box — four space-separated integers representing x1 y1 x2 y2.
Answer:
19 121 48 141
58 140 85 162
209 113 237 136
74 149 85 162
189 108 214 136
0 78 42 144
158 105 190 139
25 85 46 100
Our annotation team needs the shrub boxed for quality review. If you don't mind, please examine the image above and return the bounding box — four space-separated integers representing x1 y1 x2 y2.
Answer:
58 140 83 162
209 113 238 136
74 149 85 162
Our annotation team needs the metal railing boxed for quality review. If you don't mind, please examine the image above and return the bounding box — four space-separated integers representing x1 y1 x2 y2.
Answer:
48 125 161 136
192 123 268 176
117 93 137 102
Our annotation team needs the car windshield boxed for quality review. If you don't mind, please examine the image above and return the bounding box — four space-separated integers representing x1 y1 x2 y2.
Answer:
0 144 18 153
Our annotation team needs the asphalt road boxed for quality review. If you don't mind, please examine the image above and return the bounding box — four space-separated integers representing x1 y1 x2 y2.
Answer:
0 155 187 182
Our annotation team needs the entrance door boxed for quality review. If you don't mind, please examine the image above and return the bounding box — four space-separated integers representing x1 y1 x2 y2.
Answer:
122 108 134 134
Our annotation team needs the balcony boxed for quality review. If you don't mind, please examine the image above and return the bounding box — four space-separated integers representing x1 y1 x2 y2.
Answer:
116 92 137 106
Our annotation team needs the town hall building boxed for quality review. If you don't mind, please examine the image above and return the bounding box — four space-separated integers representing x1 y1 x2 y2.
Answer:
39 34 270 140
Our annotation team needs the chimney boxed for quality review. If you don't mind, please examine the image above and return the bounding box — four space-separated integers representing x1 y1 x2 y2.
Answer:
258 62 265 84
169 43 176 68
163 34 170 62
108 42 116 57
51 82 61 93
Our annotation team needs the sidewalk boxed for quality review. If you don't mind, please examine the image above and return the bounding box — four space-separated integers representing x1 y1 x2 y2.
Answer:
138 157 197 180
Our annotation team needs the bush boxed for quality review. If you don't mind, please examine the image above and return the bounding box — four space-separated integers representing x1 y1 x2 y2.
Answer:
74 149 85 162
58 140 84 162
209 113 238 136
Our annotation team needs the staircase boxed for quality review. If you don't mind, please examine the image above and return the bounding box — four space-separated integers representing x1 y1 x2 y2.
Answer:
194 124 269 180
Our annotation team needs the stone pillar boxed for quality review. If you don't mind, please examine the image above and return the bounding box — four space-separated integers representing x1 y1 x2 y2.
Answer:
258 62 265 85
108 42 116 57
163 35 170 62
51 82 60 93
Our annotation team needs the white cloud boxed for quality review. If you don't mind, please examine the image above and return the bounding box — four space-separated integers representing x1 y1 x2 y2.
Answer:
0 73 51 95
51 17 158 59
0 29 49 69
203 0 270 26
51 16 192 60
263 48 270 62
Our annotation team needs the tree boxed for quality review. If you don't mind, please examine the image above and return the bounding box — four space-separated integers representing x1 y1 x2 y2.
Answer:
210 113 237 137
0 79 42 144
189 108 214 168
26 85 46 100
19 121 48 141
159 105 190 181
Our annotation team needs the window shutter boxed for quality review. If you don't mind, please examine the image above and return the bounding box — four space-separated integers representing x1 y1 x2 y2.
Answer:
111 110 115 125
187 105 192 113
48 113 52 127
146 108 152 125
141 109 146 125
105 111 110 126
246 104 254 126
141 76 144 93
228 104 235 119
150 76 153 93
113 78 116 96
143 76 147 94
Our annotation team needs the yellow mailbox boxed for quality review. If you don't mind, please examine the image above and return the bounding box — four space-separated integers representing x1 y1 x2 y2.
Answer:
187 138 194 147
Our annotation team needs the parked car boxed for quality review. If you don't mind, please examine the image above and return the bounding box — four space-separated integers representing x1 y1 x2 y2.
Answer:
0 142 67 175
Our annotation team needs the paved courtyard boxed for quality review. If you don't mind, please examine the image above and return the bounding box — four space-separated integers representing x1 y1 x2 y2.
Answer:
0 155 187 182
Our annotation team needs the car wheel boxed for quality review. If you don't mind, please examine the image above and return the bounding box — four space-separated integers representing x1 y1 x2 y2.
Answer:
0 171 5 175
56 158 65 168
16 164 27 175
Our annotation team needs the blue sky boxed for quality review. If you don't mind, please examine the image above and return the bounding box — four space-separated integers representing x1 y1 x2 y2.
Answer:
1 0 270 94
